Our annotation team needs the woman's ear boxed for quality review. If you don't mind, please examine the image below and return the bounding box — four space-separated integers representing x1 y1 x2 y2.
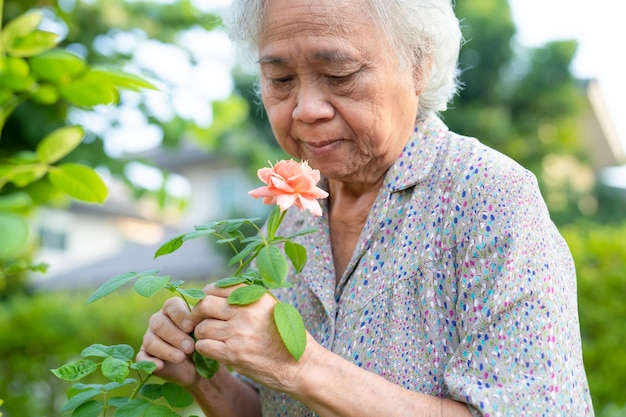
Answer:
413 55 433 95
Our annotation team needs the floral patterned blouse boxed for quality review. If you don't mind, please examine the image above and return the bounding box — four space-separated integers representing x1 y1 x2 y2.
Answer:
260 115 593 416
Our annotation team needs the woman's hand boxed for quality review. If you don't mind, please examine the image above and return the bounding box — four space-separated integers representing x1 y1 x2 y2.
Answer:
191 284 307 392
137 297 200 388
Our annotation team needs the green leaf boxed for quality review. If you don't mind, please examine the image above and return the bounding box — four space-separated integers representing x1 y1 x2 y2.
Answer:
181 229 214 241
257 246 289 289
286 227 319 239
241 269 263 282
5 163 49 187
0 57 30 92
265 206 282 238
162 382 194 408
192 351 219 379
193 222 218 231
284 241 307 272
7 30 60 57
72 400 103 417
61 389 101 413
0 72 34 91
0 56 29 76
30 49 87 82
31 84 61 104
87 271 140 304
36 125 85 164
214 276 248 288
88 68 157 91
176 287 206 299
48 163 108 203
0 211 29 259
61 78 118 107
134 274 170 298
4 11 41 35
72 379 135 393
227 284 267 305
143 405 180 417
108 396 132 408
0 192 32 211
139 384 164 400
154 234 184 259
81 344 134 361
227 240 261 266
113 398 151 417
130 361 157 374
216 237 237 244
273 302 307 361
221 219 245 233
2 12 59 57
102 356 130 384
51 359 98 381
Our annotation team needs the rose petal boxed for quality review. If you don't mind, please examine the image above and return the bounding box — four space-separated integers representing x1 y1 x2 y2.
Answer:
298 195 323 217
276 193 297 212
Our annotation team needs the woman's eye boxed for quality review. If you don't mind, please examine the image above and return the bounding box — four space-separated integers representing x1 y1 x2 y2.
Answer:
271 77 293 85
327 72 357 87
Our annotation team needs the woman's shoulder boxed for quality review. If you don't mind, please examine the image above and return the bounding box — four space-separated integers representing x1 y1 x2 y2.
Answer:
424 119 537 191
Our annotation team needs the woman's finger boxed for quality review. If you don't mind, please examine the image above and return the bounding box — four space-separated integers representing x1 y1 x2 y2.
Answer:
162 297 195 333
142 328 189 364
194 318 232 342
191 293 234 324
148 311 196 355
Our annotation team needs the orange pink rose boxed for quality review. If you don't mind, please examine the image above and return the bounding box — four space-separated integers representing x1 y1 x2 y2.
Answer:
248 160 329 216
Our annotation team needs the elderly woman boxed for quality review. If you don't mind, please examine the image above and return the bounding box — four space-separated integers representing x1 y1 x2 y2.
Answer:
138 0 594 415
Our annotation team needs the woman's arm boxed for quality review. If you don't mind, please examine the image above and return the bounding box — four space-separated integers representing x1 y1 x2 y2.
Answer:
289 334 472 417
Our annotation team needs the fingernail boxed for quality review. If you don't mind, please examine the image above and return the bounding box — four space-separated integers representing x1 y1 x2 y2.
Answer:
181 339 194 352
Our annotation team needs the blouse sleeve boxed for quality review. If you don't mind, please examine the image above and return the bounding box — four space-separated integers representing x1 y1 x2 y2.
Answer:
443 160 593 416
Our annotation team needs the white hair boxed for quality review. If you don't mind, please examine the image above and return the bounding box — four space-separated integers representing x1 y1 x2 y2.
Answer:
222 0 462 115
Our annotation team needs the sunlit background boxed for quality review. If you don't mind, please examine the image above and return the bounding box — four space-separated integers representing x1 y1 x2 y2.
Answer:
510 0 626 187
1 0 625 416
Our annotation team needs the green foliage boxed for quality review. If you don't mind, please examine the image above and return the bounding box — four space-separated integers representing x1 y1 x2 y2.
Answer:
561 221 626 416
273 302 306 361
0 3 157 294
50 342 191 415
0 290 172 417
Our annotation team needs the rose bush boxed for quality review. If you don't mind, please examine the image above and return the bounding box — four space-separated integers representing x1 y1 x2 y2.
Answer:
52 159 328 416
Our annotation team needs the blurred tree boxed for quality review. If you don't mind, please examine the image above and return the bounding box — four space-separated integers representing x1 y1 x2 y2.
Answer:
561 221 626 416
449 0 592 225
0 0 281 297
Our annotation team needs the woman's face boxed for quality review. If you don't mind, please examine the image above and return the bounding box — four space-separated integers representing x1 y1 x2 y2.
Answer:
258 0 422 185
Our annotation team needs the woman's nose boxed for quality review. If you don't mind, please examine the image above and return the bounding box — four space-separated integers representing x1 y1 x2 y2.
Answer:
292 84 334 123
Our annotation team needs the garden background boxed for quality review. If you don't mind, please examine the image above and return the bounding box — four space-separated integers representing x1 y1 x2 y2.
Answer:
1 0 625 416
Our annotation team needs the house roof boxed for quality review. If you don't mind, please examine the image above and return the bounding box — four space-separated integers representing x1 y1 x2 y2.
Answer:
583 79 626 170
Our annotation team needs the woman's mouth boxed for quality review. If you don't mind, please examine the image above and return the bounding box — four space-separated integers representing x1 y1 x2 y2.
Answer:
303 139 343 156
